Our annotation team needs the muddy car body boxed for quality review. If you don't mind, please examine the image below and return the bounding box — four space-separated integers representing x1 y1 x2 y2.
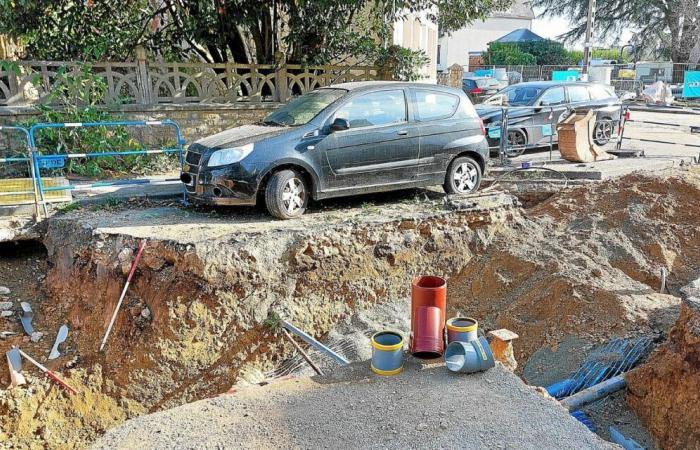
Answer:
181 81 488 219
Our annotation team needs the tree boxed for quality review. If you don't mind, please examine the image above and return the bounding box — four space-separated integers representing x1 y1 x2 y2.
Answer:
530 0 700 63
482 40 573 65
0 0 515 64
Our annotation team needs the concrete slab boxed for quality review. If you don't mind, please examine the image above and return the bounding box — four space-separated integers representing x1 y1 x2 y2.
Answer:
489 155 694 181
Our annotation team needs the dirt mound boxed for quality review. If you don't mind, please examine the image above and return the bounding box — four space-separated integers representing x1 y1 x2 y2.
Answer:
449 172 700 368
0 365 145 449
626 279 700 450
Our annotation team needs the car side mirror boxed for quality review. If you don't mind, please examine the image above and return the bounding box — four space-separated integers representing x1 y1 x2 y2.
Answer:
330 118 349 132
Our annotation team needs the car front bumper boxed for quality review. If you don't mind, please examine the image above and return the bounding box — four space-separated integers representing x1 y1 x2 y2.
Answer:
181 155 261 206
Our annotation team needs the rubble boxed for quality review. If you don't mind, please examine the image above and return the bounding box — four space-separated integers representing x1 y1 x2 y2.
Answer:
0 286 10 295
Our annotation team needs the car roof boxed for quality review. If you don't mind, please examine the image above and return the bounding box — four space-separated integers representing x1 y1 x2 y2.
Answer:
324 81 460 93
506 80 601 89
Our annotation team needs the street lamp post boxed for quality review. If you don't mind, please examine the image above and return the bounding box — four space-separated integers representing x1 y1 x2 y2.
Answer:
582 0 596 75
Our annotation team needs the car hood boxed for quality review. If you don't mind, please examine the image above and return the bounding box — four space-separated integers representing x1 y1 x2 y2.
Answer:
193 124 288 150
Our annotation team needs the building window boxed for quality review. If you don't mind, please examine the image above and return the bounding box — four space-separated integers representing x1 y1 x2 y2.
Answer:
437 45 441 65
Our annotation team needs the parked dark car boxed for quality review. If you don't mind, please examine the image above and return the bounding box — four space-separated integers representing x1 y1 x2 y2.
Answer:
462 77 500 103
180 81 488 219
476 81 621 157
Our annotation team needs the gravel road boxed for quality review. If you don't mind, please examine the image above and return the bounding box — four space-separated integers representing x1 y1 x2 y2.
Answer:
93 360 617 450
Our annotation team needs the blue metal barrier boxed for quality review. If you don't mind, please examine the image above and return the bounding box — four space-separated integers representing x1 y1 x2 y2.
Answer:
28 119 187 217
0 125 44 217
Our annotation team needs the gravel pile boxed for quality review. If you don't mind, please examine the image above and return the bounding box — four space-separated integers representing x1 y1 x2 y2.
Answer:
93 360 615 449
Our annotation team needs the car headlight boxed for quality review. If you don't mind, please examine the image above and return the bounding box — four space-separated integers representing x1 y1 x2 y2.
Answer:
207 143 254 167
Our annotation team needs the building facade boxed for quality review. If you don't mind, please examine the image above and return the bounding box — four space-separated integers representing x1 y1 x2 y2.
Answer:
437 0 534 71
392 10 439 82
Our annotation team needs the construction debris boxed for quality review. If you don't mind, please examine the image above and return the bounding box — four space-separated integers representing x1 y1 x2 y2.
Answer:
48 324 69 360
5 347 26 387
19 301 33 335
15 347 77 394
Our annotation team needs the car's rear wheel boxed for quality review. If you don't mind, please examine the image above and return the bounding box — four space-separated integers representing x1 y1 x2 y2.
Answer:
593 119 613 146
443 156 482 195
265 169 309 219
505 129 527 157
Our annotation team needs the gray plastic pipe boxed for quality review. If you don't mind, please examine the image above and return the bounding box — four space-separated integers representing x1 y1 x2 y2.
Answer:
560 375 626 411
282 320 349 366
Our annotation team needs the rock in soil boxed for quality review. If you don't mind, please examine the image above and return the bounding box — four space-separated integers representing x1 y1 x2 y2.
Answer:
0 286 10 295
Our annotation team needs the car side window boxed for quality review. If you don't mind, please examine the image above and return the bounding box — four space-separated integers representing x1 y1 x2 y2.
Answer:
414 90 460 121
538 87 566 106
589 85 614 100
334 90 407 129
568 85 590 103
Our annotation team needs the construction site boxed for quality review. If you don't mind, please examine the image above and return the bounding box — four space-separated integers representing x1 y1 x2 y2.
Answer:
1 158 699 448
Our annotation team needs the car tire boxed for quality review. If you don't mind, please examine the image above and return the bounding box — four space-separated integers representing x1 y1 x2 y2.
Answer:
264 169 309 219
443 156 482 195
593 119 613 146
506 129 527 157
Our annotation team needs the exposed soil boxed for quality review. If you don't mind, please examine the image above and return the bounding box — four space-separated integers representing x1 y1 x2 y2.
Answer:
626 279 700 450
1 170 699 449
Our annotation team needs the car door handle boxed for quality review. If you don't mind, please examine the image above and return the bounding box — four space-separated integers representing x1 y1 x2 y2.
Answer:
397 130 408 136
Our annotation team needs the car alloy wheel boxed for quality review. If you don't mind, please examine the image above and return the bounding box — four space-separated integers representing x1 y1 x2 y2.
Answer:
282 178 306 214
265 168 309 219
453 162 479 193
594 120 613 146
506 129 527 157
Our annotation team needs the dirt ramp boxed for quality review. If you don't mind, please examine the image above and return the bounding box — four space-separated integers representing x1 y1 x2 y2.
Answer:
626 279 700 450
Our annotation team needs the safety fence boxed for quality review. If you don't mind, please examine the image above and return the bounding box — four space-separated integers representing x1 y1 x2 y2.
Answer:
484 104 624 165
0 119 186 219
617 110 700 153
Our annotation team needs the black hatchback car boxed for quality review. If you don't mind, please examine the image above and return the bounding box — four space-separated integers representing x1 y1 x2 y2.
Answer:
181 81 488 219
476 81 621 157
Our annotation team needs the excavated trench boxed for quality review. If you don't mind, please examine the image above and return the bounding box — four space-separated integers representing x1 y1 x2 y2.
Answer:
1 171 700 449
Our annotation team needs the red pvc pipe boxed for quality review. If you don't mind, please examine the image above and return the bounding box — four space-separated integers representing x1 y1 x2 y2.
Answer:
410 275 447 357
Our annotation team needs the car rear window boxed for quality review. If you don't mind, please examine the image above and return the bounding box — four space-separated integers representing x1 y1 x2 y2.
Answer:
414 90 460 121
334 90 407 128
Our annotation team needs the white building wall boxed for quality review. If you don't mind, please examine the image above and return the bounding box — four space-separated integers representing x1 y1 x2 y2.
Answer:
438 17 533 71
392 10 438 82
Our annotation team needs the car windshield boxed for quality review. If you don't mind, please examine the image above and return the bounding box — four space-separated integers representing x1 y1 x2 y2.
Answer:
483 85 545 106
263 89 346 126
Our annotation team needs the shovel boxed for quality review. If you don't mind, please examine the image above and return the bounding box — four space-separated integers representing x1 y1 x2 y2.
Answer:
5 348 26 387
20 302 33 335
48 325 69 360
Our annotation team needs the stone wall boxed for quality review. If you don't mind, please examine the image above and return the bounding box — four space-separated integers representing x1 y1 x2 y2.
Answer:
0 103 279 146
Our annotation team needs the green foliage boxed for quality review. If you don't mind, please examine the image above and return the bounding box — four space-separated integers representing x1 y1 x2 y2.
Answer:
482 43 537 65
0 0 151 60
516 40 572 65
263 312 283 332
23 66 177 178
0 0 513 66
375 45 430 81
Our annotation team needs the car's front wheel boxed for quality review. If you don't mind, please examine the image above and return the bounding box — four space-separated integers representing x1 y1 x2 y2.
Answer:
265 169 309 219
443 156 482 195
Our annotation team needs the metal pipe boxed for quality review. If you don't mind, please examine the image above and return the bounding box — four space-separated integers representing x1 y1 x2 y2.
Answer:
282 320 349 366
560 375 626 411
